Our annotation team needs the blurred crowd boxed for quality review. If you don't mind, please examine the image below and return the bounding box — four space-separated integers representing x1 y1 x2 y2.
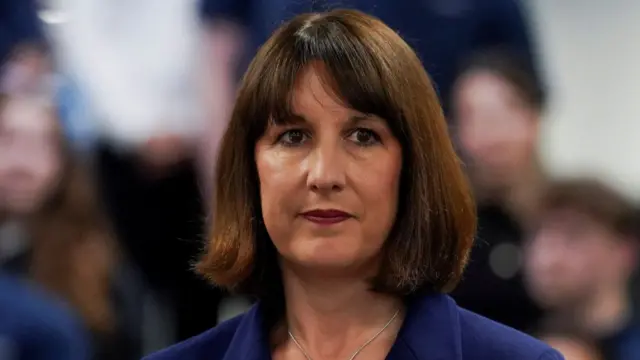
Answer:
0 1 638 359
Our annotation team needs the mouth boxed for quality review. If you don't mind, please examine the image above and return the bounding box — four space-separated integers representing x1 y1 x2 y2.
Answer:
300 209 353 225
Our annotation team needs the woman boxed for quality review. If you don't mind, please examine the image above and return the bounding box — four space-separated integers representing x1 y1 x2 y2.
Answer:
145 9 563 360
0 95 135 359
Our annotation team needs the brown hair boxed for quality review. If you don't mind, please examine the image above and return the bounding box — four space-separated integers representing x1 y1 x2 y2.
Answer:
542 178 637 239
29 159 117 334
197 9 476 302
0 95 116 333
458 49 545 112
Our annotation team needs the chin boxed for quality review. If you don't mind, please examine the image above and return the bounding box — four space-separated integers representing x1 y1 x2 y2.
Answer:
284 247 374 273
532 288 577 309
276 233 382 273
291 251 361 268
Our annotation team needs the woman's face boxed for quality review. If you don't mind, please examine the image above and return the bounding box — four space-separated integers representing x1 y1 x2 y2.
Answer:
0 98 62 215
454 70 538 188
255 65 402 273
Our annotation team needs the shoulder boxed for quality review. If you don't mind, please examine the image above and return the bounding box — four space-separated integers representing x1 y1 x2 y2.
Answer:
396 293 561 359
0 276 90 357
143 314 245 360
458 308 563 360
0 276 83 333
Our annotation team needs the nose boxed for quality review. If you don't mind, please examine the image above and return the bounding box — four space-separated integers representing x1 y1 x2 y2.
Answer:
306 141 346 193
527 234 561 271
465 125 500 153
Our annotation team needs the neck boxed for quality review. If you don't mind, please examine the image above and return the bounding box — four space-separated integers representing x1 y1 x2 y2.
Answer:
280 265 403 359
504 160 546 230
559 286 631 337
0 215 26 259
478 158 545 230
0 210 9 224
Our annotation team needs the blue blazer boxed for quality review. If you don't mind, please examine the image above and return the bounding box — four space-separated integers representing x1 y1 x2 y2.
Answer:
0 275 90 360
144 293 563 360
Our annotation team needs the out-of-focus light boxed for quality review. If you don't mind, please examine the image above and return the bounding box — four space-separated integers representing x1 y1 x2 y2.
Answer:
38 10 70 25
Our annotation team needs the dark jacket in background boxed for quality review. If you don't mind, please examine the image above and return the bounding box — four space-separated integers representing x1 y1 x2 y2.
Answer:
452 204 543 332
199 0 543 112
0 0 44 64
0 275 90 360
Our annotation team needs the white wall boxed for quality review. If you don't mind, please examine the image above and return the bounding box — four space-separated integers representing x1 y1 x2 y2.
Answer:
527 0 640 199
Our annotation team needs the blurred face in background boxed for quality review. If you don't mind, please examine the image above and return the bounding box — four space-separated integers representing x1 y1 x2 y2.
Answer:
454 70 539 191
0 98 62 215
524 209 634 309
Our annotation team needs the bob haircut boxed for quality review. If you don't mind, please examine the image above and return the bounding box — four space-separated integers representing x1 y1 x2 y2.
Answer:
197 9 476 300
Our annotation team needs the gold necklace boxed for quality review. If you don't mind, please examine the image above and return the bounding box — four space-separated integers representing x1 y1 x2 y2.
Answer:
287 309 400 360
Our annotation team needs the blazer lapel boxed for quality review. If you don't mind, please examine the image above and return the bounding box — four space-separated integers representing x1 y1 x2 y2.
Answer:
387 293 463 360
222 304 271 360
225 293 463 360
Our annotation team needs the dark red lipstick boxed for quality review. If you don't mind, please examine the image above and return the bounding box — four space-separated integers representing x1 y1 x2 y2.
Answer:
301 209 352 225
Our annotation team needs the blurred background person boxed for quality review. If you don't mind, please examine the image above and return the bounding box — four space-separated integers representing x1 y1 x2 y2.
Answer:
0 95 90 360
546 338 603 360
1 1 90 359
450 49 545 332
53 0 223 344
0 0 50 96
196 0 544 192
0 273 89 360
0 93 136 359
525 179 640 360
540 330 604 360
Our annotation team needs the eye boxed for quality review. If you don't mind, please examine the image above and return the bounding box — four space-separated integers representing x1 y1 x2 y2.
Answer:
347 128 381 146
276 129 309 147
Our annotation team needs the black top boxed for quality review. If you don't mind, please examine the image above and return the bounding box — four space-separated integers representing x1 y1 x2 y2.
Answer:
451 204 543 332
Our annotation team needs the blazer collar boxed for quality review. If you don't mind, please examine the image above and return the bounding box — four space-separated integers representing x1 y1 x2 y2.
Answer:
391 293 463 360
223 293 462 360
